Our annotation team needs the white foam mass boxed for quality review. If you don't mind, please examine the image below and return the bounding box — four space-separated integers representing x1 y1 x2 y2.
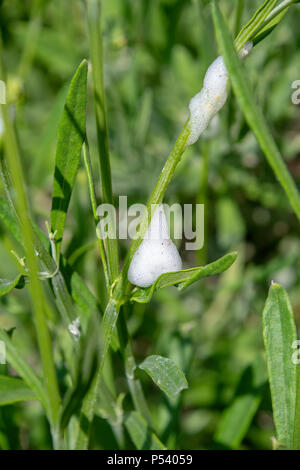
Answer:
187 56 229 146
186 43 254 146
128 205 182 288
239 41 253 59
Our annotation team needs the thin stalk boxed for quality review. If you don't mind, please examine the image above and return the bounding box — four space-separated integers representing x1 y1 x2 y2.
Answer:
0 40 61 433
197 140 209 265
75 120 191 447
82 142 110 288
75 289 123 449
117 308 153 427
83 138 152 426
85 0 119 284
123 120 191 277
213 1 300 224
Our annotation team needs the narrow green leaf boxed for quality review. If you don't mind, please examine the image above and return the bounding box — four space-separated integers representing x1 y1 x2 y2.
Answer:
130 252 237 304
0 376 36 406
262 283 297 448
85 0 120 284
0 329 48 409
212 2 300 222
252 0 298 47
0 274 25 296
139 355 188 400
124 411 166 450
214 354 267 449
235 0 277 50
50 59 88 257
75 295 123 449
59 313 101 431
0 196 103 331
0 197 22 245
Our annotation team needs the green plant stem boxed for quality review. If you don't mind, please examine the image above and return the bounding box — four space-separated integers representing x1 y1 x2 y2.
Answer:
75 93 191 450
0 40 61 433
75 289 123 449
213 1 300 224
82 142 110 288
197 140 209 265
83 139 152 424
85 0 119 284
76 118 191 448
117 308 153 427
123 119 191 277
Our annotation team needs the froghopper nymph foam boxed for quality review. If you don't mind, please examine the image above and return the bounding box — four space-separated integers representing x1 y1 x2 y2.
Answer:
128 204 182 288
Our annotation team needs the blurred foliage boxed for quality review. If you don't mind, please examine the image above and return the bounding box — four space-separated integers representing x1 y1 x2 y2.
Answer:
0 0 300 449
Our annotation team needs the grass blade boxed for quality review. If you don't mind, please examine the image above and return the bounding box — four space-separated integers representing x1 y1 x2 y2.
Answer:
235 0 277 50
0 376 36 406
212 1 300 223
262 282 297 448
50 59 88 259
59 314 101 431
85 0 119 283
0 329 48 409
0 38 61 430
125 411 166 450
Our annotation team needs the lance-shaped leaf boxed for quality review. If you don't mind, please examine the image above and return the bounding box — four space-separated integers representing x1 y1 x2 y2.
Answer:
125 411 166 450
139 355 188 400
51 59 88 257
212 2 300 222
0 376 36 406
262 283 297 449
130 252 237 304
234 0 277 50
0 274 25 296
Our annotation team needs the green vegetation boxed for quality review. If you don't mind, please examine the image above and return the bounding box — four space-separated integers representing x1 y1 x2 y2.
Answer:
0 0 300 450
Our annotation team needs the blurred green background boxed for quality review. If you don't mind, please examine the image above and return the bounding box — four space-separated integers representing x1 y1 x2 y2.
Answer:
1 0 300 449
